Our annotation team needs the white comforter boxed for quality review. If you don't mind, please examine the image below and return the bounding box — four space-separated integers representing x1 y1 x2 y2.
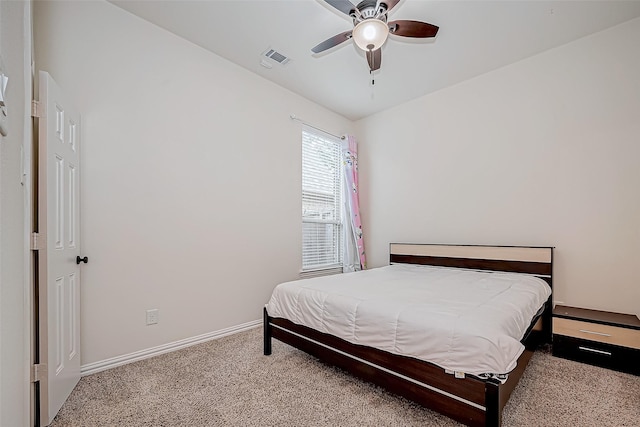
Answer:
266 264 551 376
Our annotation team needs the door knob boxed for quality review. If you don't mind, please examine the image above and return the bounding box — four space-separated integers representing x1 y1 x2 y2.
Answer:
76 256 88 265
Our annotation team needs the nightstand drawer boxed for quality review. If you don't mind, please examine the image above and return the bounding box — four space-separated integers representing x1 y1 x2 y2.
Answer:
552 335 639 375
553 317 640 350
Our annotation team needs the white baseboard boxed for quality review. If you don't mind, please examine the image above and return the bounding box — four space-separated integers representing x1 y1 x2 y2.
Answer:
81 319 262 376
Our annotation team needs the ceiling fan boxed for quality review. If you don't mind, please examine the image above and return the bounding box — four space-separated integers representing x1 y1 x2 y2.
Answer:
312 0 439 72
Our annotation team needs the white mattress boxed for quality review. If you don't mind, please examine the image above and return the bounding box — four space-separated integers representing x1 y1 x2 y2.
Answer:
266 264 551 376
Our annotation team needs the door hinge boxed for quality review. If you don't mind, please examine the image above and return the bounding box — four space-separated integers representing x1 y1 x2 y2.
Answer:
31 364 47 383
31 232 45 251
31 100 41 118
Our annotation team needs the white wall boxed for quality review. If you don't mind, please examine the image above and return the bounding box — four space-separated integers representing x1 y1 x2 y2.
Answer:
0 0 31 425
34 0 353 366
357 17 640 316
33 0 639 373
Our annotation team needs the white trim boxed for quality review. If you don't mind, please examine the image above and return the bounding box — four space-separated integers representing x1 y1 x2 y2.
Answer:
271 324 486 412
23 2 34 425
81 319 261 376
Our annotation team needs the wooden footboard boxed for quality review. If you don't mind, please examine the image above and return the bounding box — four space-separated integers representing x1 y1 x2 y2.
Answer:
264 308 541 427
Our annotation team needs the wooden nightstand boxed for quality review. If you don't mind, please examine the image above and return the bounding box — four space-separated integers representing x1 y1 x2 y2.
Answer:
552 305 640 375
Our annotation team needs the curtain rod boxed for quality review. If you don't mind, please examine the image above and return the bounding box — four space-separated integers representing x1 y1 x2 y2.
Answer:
290 114 345 140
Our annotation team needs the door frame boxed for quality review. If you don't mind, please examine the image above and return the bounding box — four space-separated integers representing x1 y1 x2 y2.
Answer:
28 66 38 427
24 3 35 427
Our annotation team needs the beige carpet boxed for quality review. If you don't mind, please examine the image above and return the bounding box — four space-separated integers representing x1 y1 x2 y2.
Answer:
51 327 639 426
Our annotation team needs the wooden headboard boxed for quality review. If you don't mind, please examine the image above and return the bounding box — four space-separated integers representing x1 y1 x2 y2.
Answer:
390 243 553 278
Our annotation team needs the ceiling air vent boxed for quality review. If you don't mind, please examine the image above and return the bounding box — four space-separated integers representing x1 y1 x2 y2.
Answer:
262 48 291 66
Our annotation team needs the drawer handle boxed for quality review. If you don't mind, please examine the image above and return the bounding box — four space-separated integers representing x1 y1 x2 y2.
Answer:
578 346 612 356
578 329 611 337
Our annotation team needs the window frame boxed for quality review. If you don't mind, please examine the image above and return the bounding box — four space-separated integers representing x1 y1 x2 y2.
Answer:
301 127 343 275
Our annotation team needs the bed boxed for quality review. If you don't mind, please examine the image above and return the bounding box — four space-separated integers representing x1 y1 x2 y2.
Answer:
263 244 553 426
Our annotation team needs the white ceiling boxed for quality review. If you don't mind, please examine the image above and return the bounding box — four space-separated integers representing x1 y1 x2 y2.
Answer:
110 1 640 120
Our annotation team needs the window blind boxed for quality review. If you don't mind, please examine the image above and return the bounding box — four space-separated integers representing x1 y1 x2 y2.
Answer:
302 129 342 271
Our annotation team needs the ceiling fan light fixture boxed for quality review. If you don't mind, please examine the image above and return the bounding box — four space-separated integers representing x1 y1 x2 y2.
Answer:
352 18 389 51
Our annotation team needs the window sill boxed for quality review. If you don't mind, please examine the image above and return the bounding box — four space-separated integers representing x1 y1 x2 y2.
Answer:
299 266 343 279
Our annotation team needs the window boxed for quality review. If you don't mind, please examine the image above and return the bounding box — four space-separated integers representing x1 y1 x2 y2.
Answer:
301 128 342 273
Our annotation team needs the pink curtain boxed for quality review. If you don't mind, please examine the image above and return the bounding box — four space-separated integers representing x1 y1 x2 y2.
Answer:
342 135 366 271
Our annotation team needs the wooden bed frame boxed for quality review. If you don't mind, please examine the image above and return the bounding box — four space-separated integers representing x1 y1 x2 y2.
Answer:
263 244 553 426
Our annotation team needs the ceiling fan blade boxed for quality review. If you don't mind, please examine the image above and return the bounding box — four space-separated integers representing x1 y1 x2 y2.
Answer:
312 30 353 53
366 48 381 71
382 0 401 12
323 0 356 16
388 20 439 38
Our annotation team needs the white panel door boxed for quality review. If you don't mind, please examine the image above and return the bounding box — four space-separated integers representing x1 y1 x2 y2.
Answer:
38 71 82 426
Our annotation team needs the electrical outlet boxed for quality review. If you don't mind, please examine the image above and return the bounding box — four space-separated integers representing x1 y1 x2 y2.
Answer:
146 309 159 325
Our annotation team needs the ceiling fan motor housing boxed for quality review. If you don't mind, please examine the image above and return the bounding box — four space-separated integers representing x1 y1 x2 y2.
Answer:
351 0 388 25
